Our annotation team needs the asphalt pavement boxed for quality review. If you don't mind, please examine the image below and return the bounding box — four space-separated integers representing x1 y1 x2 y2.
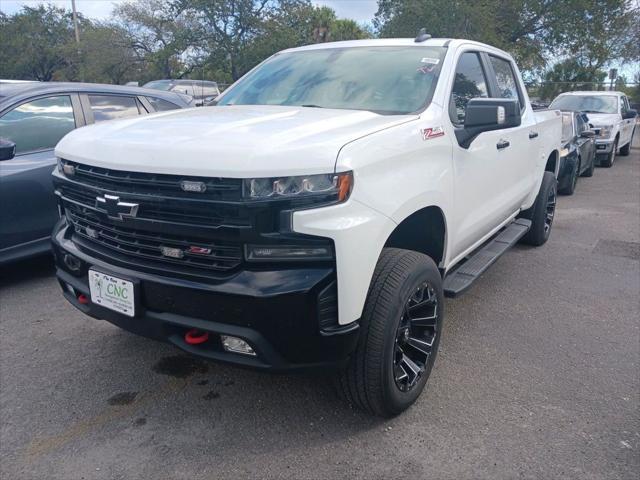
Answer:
1 133 638 479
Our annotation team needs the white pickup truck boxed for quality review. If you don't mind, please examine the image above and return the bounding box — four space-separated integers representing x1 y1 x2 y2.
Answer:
52 36 562 416
550 91 637 167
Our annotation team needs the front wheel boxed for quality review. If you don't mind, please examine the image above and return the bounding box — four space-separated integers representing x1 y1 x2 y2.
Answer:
519 171 557 246
601 138 618 167
338 248 444 417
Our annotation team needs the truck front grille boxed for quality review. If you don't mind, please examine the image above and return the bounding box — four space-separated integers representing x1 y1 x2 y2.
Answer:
66 206 242 273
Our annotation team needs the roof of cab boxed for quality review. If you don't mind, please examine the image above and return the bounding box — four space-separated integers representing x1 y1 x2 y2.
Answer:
281 38 515 60
557 91 625 97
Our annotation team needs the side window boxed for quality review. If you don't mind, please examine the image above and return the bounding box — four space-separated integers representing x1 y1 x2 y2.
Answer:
146 97 181 112
488 55 523 108
450 52 489 124
0 95 76 155
88 95 140 123
620 96 629 114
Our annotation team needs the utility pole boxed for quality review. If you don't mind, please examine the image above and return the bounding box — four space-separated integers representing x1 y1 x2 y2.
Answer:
71 0 83 81
71 0 80 44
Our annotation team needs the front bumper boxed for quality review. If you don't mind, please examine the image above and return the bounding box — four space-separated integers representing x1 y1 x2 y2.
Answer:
52 220 359 372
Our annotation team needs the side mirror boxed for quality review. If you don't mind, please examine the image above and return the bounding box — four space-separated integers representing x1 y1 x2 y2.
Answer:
0 139 16 161
623 109 637 120
455 98 521 148
580 130 595 138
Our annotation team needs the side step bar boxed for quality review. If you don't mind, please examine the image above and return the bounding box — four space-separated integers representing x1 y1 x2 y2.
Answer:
443 218 531 298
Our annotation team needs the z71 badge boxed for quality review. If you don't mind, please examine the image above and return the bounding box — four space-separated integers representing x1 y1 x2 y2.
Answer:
421 126 445 140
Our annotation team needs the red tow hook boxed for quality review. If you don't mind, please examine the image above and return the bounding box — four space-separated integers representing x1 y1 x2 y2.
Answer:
185 329 209 345
77 294 90 305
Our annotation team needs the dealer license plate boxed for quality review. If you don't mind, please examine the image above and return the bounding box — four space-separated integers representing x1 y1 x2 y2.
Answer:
88 270 135 317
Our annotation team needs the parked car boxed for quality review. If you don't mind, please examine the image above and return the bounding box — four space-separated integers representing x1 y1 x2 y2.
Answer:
0 82 193 265
549 91 637 167
52 37 561 416
557 111 596 195
143 79 220 106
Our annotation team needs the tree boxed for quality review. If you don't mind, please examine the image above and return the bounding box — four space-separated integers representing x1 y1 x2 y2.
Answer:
0 5 76 80
537 59 607 100
113 0 198 80
374 0 639 77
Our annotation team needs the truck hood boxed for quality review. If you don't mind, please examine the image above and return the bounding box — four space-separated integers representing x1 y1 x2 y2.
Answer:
585 112 621 126
55 105 417 177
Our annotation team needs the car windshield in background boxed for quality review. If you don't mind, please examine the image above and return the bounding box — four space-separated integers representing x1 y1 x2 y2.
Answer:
143 80 172 91
550 95 618 114
217 46 447 115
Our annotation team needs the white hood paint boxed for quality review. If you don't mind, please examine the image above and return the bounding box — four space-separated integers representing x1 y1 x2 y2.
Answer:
585 112 621 126
55 105 417 177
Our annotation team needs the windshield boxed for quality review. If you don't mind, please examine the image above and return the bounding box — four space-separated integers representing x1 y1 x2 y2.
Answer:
217 46 447 115
143 80 173 91
550 95 618 114
561 112 574 142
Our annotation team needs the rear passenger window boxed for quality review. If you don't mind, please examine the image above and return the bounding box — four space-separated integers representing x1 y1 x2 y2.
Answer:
0 95 76 154
88 95 140 122
489 56 522 108
147 97 181 112
450 52 489 124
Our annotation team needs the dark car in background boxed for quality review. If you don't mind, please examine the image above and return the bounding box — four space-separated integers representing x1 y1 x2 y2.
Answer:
0 82 193 265
557 111 596 195
143 79 220 106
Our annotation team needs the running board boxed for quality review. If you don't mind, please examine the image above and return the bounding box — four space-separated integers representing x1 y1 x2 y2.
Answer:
443 218 531 298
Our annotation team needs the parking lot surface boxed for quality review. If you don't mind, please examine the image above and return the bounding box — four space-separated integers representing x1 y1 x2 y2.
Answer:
1 135 638 480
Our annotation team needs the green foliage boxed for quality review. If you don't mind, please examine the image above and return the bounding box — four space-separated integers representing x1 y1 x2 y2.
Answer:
374 0 639 79
0 5 76 81
537 59 607 100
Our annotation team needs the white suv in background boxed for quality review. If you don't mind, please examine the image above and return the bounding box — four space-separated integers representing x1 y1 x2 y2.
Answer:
550 91 637 167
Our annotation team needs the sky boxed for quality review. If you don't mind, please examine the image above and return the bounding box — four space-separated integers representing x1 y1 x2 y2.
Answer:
0 0 380 23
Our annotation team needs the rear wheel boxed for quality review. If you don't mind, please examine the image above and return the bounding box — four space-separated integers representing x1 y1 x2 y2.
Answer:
338 248 443 417
619 139 631 156
559 158 578 195
519 172 557 246
581 153 594 177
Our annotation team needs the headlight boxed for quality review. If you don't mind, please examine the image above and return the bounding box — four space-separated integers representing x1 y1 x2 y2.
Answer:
597 126 613 138
244 172 352 202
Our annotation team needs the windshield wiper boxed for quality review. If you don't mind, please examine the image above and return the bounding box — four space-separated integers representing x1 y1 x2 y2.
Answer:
300 104 324 108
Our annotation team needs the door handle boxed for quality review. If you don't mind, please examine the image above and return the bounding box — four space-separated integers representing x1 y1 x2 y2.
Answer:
496 140 510 150
529 132 539 139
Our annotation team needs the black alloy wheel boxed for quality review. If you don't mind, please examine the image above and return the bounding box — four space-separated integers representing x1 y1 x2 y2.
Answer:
393 282 439 392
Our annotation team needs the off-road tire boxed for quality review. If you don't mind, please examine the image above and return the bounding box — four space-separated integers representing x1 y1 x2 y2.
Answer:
519 172 557 246
337 248 444 417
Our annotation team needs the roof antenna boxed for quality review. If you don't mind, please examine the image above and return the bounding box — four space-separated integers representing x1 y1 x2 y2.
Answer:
415 28 431 43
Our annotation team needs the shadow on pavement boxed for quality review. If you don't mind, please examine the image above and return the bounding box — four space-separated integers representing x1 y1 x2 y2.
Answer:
0 254 55 289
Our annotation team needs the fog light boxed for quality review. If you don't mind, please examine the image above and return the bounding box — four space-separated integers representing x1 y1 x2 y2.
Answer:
63 253 81 272
220 335 256 356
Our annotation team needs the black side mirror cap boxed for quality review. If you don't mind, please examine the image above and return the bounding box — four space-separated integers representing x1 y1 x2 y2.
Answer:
0 139 16 161
623 109 637 120
455 98 521 148
580 130 596 138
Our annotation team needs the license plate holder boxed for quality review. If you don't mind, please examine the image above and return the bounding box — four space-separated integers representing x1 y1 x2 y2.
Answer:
88 269 136 317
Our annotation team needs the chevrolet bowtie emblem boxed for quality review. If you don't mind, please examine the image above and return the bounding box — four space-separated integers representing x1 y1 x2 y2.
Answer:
95 194 139 221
